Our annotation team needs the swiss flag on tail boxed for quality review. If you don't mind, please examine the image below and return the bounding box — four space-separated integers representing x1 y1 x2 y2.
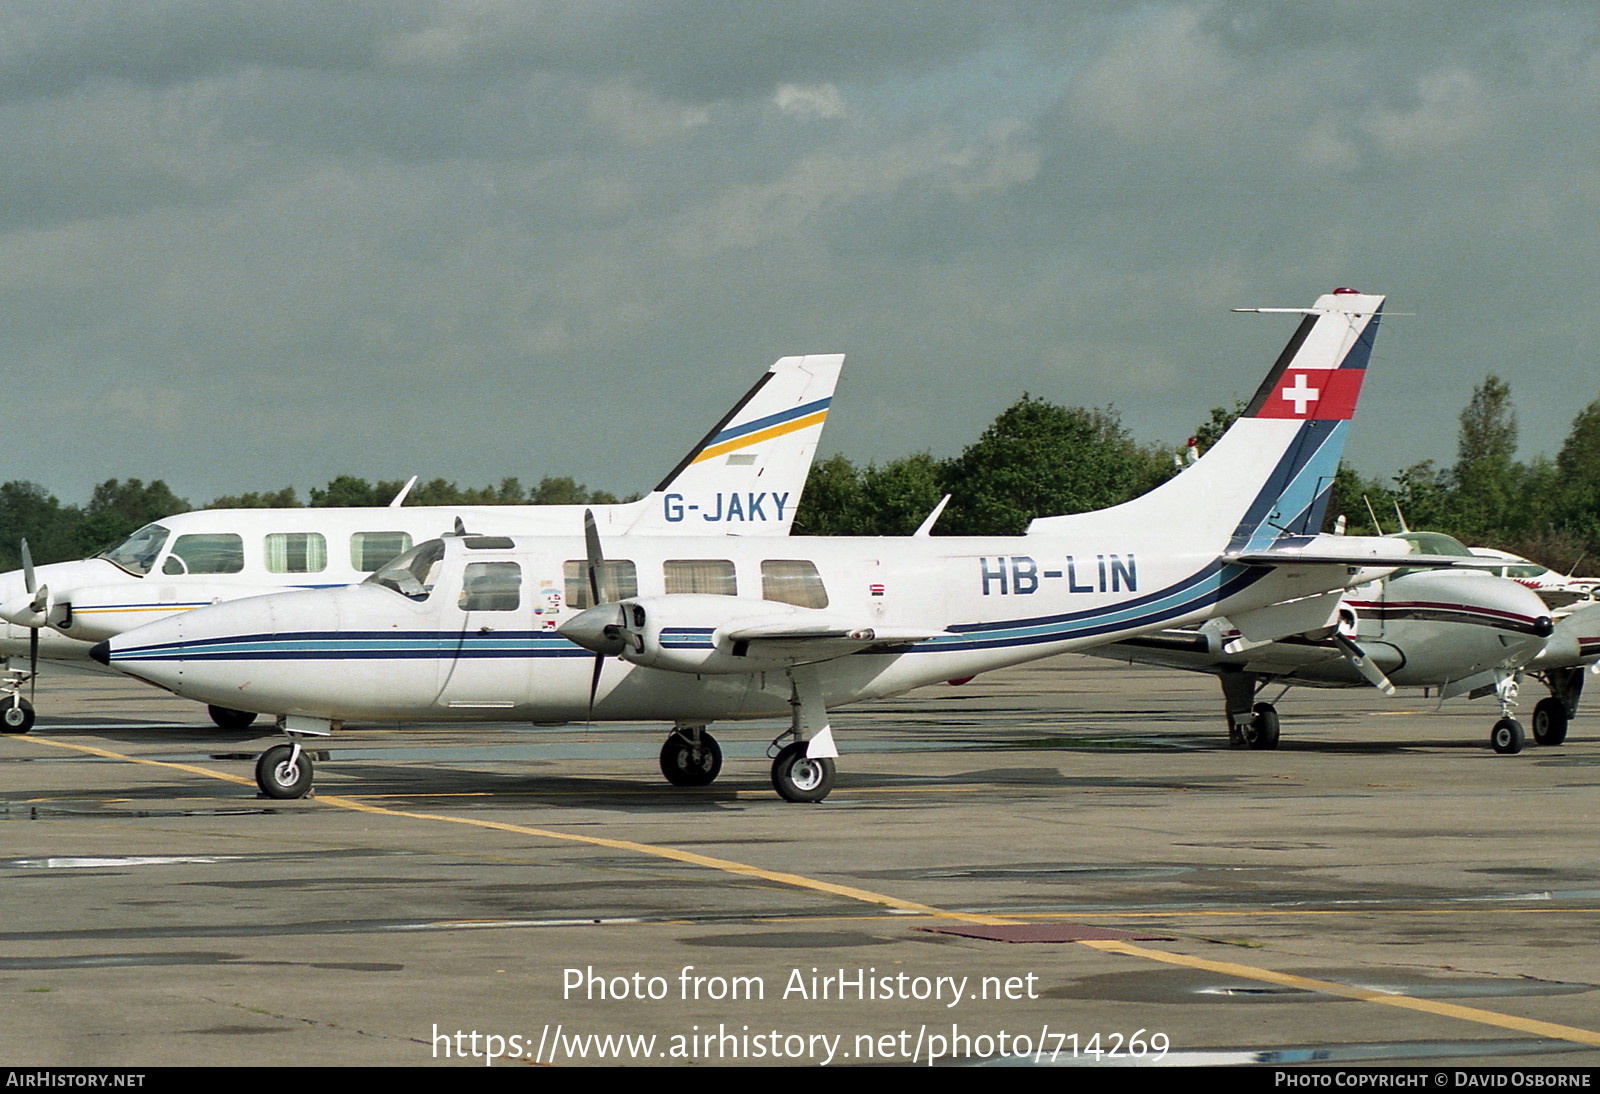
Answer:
1253 367 1365 420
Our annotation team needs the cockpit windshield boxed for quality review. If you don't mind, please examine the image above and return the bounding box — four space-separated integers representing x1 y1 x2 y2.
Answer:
365 539 447 601
1393 531 1474 557
1391 531 1473 578
95 523 171 577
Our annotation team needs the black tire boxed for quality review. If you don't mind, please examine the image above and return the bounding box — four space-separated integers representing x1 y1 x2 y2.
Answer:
1243 702 1280 750
771 741 835 803
1 698 34 734
1491 717 1525 755
255 744 313 799
1532 698 1569 746
660 729 722 787
208 705 259 731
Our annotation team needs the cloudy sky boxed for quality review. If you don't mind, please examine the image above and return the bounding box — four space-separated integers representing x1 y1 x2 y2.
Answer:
6 1 1598 505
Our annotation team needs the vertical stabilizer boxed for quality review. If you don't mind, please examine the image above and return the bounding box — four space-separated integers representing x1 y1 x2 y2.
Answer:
625 354 843 535
1026 289 1384 547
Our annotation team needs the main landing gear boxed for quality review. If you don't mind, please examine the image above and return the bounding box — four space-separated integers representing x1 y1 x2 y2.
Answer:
1220 671 1279 750
655 670 842 802
1528 666 1583 747
769 667 839 802
660 725 722 787
770 742 835 803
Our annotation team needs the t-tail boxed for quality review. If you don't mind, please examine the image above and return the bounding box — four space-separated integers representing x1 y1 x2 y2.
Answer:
623 354 843 535
1027 288 1383 551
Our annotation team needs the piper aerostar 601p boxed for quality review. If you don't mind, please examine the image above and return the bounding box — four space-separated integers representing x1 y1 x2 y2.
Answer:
1086 531 1555 752
0 354 843 733
99 289 1445 803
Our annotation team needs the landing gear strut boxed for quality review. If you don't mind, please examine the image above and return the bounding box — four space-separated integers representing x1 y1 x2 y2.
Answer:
770 667 839 802
1221 671 1279 749
253 716 332 798
2 696 34 734
1529 667 1583 746
771 742 834 803
660 725 722 786
1489 673 1524 754
256 743 313 798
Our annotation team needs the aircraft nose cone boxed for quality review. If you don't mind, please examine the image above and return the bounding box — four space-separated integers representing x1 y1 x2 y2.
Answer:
89 640 110 666
557 605 628 656
1534 615 1555 638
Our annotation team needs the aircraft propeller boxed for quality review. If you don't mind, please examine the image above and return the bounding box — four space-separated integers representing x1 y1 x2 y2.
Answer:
1332 632 1397 695
569 510 629 718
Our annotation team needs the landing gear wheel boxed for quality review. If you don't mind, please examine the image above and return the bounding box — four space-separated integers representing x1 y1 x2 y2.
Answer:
660 729 722 787
771 742 835 803
2 698 34 734
1532 698 1569 746
208 705 258 730
255 744 313 798
1491 717 1525 755
1242 702 1280 750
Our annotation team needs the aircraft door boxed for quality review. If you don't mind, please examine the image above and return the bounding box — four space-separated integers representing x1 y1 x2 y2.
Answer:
436 556 538 712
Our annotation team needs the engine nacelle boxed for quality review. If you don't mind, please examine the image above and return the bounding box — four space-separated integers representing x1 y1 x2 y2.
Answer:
562 594 873 675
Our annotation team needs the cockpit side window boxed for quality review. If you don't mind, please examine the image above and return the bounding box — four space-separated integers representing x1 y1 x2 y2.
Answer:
460 562 521 612
96 523 170 577
162 533 244 575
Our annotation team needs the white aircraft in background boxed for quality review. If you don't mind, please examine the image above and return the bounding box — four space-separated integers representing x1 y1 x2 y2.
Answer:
1467 547 1596 608
0 354 844 733
96 289 1480 803
1087 529 1555 753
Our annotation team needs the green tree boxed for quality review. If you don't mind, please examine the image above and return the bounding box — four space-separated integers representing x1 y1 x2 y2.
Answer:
1450 375 1520 539
939 397 1168 535
0 482 84 568
794 454 867 535
209 487 299 508
308 476 410 507
78 478 189 552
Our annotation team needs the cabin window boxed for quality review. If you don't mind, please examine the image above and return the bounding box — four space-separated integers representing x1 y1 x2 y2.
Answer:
162 533 244 575
664 559 737 596
351 531 413 573
761 559 829 608
460 562 521 612
563 560 638 608
265 532 328 574
97 523 170 577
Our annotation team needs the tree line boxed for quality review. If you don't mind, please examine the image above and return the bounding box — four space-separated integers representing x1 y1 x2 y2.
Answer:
4 377 1598 574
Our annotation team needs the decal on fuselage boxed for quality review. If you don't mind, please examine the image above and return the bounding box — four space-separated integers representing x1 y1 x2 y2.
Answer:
979 554 1137 595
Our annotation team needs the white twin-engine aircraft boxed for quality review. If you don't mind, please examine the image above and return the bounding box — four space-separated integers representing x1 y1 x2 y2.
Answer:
98 290 1437 803
0 354 843 732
